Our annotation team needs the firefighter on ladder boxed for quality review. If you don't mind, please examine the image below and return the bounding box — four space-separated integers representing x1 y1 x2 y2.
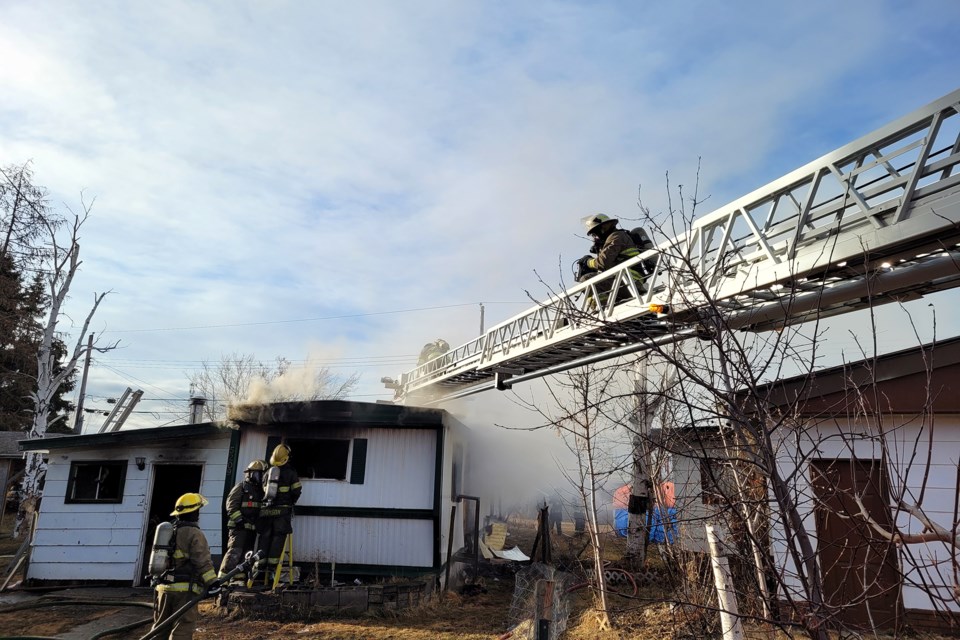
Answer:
418 338 450 365
152 493 219 639
576 214 645 307
218 460 266 583
255 444 301 582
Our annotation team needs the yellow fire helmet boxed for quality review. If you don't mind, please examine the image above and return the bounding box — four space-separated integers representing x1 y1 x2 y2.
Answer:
170 492 208 517
245 459 268 473
270 443 291 466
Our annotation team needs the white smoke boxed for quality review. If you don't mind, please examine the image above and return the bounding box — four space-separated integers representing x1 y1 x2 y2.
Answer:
446 388 581 516
240 347 353 406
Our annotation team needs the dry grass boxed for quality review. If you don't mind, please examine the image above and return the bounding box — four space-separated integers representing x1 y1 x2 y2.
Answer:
0 507 20 556
3 515 957 638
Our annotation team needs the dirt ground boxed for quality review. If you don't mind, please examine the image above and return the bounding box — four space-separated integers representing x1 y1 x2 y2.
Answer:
0 517 687 639
1 515 957 639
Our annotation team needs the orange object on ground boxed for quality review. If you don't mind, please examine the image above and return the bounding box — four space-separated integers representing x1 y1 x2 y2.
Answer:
613 483 631 510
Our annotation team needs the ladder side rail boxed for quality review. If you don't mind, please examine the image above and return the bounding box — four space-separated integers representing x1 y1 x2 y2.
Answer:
669 97 960 291
110 389 143 432
927 151 960 187
894 112 946 223
669 92 960 262
711 189 960 305
402 258 666 392
939 117 960 180
693 135 947 283
694 138 960 298
98 388 131 434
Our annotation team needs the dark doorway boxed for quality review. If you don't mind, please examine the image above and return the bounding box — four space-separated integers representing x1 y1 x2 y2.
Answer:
139 464 203 586
810 458 901 631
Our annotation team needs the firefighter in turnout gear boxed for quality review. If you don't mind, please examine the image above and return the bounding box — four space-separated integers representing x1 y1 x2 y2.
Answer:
152 493 219 640
576 214 645 307
417 338 450 365
218 460 266 582
255 444 302 581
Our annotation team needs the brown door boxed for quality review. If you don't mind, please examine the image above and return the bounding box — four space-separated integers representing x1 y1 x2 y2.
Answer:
809 458 901 630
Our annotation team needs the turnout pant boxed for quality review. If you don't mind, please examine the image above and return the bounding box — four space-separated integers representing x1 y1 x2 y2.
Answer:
219 527 257 578
257 512 292 573
152 589 198 640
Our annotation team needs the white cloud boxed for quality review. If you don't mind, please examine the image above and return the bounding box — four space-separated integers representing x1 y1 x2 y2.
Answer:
1 1 959 427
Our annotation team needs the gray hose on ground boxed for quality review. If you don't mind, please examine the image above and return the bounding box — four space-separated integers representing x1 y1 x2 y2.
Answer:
0 599 153 614
88 616 154 640
0 598 154 640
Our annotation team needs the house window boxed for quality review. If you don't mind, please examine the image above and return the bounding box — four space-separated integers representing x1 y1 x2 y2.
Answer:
66 461 127 503
287 438 351 480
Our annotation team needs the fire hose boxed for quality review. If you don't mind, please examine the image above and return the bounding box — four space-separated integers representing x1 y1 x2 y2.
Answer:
0 598 153 640
0 550 261 640
136 550 260 640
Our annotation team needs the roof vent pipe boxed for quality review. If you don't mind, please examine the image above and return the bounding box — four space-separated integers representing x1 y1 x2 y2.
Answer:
189 397 207 424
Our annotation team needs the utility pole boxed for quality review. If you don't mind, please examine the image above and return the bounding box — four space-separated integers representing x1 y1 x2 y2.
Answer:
479 303 485 334
72 333 94 434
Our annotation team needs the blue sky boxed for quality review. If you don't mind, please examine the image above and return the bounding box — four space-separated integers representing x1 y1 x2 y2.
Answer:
2 1 959 430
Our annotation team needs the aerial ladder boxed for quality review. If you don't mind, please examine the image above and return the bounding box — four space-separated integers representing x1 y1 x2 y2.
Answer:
386 88 960 404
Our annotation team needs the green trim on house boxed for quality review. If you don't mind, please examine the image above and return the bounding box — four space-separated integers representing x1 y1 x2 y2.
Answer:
293 505 434 520
292 561 440 579
432 423 444 570
349 438 368 484
221 428 242 552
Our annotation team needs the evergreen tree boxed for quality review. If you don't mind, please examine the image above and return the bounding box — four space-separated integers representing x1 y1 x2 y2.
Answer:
0 252 44 431
0 167 76 433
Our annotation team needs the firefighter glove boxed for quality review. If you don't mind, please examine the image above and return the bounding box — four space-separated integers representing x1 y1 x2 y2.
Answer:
206 581 223 597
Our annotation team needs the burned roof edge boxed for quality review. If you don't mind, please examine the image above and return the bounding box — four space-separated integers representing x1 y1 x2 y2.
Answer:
227 399 445 427
19 422 233 452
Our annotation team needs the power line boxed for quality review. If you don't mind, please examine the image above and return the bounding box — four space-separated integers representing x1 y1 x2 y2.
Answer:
95 362 183 399
100 354 418 364
90 355 417 373
102 301 528 333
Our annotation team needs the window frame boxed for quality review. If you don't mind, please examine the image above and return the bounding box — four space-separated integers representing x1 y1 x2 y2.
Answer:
285 437 353 481
65 460 128 504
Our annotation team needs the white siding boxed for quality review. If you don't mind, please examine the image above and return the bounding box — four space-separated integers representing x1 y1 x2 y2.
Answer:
440 414 468 568
240 425 438 509
770 415 960 613
239 422 455 568
293 516 434 567
29 434 231 584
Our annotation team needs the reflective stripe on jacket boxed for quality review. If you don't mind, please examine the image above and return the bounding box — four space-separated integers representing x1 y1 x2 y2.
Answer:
156 521 217 594
225 480 263 530
586 229 644 284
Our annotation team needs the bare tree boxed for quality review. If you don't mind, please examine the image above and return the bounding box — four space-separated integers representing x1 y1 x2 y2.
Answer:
15 205 117 538
188 352 360 421
507 364 639 631
585 168 960 638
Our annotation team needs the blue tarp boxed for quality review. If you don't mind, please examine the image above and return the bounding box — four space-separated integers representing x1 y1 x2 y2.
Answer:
614 507 677 542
